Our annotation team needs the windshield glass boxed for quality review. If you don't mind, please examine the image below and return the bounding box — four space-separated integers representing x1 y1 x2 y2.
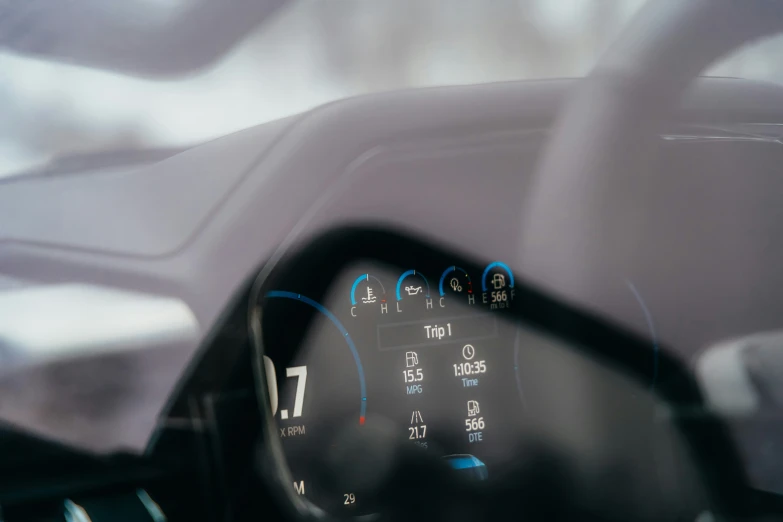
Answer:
2 0 783 178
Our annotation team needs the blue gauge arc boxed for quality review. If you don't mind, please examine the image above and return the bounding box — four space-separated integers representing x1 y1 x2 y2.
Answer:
481 261 515 292
265 291 367 424
444 454 488 480
438 266 472 297
445 454 486 470
350 274 387 306
626 280 659 390
396 270 430 301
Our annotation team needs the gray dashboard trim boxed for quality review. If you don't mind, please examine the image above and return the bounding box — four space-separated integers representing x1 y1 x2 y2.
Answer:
1 77 782 454
0 115 302 258
0 283 199 452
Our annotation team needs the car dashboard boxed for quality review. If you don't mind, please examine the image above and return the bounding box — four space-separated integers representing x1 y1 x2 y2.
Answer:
1 77 783 522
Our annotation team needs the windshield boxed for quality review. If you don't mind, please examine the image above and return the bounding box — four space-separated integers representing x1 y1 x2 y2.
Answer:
2 0 783 179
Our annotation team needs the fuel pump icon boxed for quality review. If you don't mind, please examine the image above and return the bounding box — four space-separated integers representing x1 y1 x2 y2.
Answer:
491 273 506 290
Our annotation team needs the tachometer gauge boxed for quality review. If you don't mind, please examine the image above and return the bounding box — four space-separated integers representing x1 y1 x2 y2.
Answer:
265 292 367 426
259 291 373 515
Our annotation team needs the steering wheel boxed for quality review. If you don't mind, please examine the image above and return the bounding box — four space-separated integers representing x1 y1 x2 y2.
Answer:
522 0 783 296
517 0 783 519
522 0 783 297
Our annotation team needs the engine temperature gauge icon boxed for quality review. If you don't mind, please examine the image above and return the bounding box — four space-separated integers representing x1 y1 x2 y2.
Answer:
350 274 389 317
350 274 387 306
362 286 376 304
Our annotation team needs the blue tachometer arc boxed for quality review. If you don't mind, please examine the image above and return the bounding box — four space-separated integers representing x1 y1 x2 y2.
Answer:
349 274 386 306
395 270 431 300
265 291 367 422
438 266 471 297
481 261 515 292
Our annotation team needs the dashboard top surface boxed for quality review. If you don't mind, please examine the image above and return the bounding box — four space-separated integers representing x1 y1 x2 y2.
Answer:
0 77 782 456
0 77 782 258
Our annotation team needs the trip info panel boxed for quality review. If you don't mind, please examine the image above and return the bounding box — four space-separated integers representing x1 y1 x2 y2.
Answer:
262 261 525 515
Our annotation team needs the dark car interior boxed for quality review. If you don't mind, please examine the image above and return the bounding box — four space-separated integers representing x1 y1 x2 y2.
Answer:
3 1 783 522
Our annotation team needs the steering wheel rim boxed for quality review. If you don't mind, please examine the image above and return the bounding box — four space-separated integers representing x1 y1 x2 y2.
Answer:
520 0 783 517
522 0 783 298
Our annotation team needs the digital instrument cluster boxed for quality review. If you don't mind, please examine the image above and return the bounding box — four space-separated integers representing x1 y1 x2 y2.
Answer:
258 260 530 515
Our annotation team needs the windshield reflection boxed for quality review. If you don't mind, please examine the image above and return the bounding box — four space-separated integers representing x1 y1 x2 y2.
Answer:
2 0 783 178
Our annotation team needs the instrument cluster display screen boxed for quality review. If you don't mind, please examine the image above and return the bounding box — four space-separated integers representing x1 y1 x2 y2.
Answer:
259 259 544 515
